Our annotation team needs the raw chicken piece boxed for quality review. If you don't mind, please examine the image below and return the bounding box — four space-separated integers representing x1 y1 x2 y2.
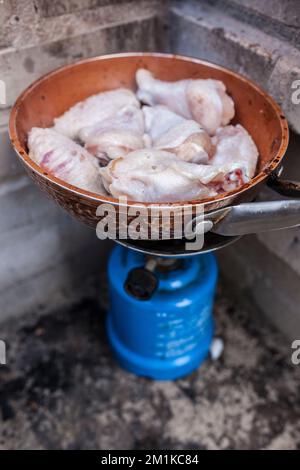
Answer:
143 105 185 142
80 105 144 142
100 148 244 202
54 88 140 140
136 69 234 135
81 106 146 165
143 105 211 164
210 124 259 187
28 127 104 194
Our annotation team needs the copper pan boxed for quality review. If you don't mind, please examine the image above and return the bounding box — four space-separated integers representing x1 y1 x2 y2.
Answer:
9 53 300 243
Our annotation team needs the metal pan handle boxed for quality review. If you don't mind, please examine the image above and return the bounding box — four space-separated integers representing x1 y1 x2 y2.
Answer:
267 173 300 198
210 200 300 236
189 172 300 238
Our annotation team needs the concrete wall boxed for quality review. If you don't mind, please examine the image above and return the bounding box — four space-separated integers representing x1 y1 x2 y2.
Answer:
0 0 167 322
170 0 300 133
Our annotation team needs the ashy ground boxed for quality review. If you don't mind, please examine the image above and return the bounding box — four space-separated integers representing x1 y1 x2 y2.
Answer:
0 284 299 450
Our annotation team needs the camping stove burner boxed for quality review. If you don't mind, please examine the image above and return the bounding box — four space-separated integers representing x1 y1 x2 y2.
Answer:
115 232 240 257
151 257 183 272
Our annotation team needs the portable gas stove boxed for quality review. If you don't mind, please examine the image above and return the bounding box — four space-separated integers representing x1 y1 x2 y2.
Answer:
9 53 300 380
106 242 218 379
105 229 246 378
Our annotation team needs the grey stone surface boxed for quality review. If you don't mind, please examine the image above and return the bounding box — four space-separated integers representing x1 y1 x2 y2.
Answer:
0 0 37 48
170 1 278 89
255 132 300 278
1 14 159 107
217 131 300 338
36 0 139 18
217 235 300 341
0 285 299 450
268 52 300 135
0 128 24 181
0 0 161 48
0 176 113 323
205 0 300 46
0 110 10 129
170 0 300 133
223 0 300 26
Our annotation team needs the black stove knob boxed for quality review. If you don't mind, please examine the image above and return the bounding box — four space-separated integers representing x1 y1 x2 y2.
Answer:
124 267 158 300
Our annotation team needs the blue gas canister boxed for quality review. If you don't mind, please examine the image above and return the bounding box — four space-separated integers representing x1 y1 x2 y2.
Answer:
107 245 218 380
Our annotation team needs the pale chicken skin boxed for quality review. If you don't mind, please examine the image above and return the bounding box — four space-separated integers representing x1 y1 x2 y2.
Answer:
28 128 104 194
54 88 140 140
136 69 235 135
210 124 259 187
100 148 249 203
81 105 146 165
143 105 211 164
30 74 259 204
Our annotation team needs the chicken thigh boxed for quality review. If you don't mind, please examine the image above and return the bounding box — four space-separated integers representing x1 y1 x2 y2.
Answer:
210 124 259 187
28 127 104 194
143 105 211 164
136 69 235 135
100 148 247 202
54 88 140 140
81 105 146 165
